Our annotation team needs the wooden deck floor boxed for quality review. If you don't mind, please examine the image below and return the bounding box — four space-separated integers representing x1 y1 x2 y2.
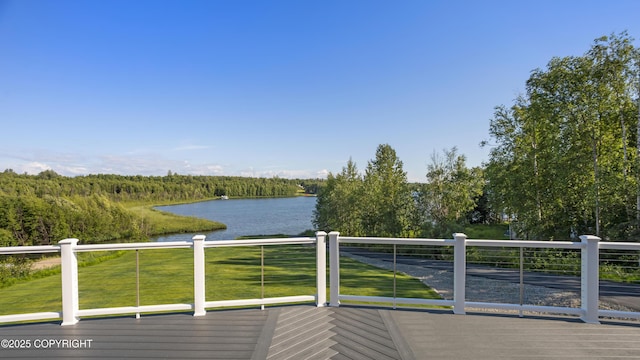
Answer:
1 306 639 359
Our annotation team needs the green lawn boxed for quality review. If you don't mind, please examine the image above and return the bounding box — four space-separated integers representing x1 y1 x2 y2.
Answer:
463 224 510 240
0 245 441 317
127 205 226 236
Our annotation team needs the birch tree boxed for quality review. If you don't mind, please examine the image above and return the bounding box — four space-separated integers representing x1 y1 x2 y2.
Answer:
484 32 640 240
419 147 483 237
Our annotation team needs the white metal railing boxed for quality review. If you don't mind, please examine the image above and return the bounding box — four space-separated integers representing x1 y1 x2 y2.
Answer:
0 232 327 326
0 231 639 325
329 232 640 324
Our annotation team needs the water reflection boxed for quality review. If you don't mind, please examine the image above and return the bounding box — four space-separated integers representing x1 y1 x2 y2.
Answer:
153 196 317 241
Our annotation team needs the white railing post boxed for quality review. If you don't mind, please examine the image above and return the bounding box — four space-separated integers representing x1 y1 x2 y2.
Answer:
59 238 79 326
315 231 327 307
580 235 600 324
453 233 467 315
329 231 340 307
193 235 206 317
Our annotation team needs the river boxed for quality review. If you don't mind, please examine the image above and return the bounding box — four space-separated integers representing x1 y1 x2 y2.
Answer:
153 196 317 241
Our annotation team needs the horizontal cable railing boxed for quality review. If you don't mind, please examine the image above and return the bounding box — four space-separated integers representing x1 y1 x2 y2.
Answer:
202 237 319 310
0 232 638 325
337 238 456 309
1 243 69 323
0 234 326 325
329 233 640 324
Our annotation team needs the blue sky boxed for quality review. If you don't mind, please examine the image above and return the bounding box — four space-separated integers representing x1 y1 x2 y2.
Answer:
1 0 639 182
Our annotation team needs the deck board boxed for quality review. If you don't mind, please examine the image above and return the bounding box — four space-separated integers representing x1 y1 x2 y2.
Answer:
0 306 639 359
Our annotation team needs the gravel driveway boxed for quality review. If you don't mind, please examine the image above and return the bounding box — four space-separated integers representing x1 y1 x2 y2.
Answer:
342 251 636 315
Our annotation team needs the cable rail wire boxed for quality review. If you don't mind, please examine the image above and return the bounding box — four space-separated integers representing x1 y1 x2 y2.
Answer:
0 232 638 326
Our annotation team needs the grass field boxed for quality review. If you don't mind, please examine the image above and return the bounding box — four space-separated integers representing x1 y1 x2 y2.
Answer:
0 244 441 317
463 224 509 240
127 204 226 236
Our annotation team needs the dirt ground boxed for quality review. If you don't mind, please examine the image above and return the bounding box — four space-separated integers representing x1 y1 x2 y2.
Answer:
31 257 61 270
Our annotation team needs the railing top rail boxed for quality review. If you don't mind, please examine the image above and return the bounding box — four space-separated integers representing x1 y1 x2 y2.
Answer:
0 245 60 255
466 239 581 249
204 237 316 248
338 236 454 246
0 237 320 255
1 236 637 256
336 236 591 249
599 241 640 250
75 241 192 252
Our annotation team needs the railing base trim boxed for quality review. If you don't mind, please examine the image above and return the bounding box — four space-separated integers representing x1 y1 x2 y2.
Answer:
77 304 193 317
465 302 584 316
599 309 640 320
205 295 315 309
339 295 453 307
0 311 61 324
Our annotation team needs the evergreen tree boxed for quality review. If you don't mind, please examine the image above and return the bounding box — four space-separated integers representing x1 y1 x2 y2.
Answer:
313 158 364 235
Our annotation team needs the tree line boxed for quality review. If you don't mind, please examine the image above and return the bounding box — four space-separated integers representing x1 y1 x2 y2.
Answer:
0 193 146 246
315 32 640 242
313 144 484 239
0 170 323 246
0 170 321 201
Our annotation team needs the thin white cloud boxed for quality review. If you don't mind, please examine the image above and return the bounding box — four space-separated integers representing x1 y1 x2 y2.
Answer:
172 145 211 151
239 168 326 179
1 148 85 164
179 164 225 176
98 154 189 175
316 169 329 178
19 162 52 174
57 165 90 176
0 148 327 179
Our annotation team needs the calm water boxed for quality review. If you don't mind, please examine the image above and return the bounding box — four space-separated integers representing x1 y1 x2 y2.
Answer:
153 196 317 241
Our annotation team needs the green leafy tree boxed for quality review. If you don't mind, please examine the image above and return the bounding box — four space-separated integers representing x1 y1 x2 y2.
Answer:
418 147 484 237
484 32 640 240
313 145 415 237
361 144 415 237
313 158 364 235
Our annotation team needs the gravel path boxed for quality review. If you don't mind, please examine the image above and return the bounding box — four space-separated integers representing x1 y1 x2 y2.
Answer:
342 251 636 314
31 257 61 270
